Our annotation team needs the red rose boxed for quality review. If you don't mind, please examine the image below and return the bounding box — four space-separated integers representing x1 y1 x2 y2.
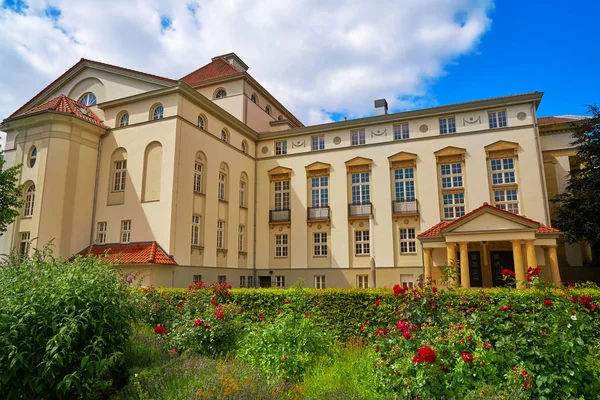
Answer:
432 287 438 293
592 304 598 312
214 311 224 319
278 309 283 314
359 326 365 332
402 330 411 340
374 299 381 307
543 299 553 306
282 356 287 362
417 346 436 363
412 355 424 363
153 325 169 335
375 346 379 353
177 300 185 308
500 305 510 311
169 348 177 354
194 319 204 327
460 352 474 364
305 312 311 318
283 299 290 304
259 314 265 320
484 343 492 350
210 297 219 305
393 284 407 297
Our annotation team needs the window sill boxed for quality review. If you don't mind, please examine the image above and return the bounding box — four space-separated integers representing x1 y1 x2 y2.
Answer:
194 191 205 196
191 245 204 250
312 255 328 258
238 251 247 256
399 252 418 256
240 205 248 210
217 248 228 254
20 216 32 220
218 199 229 204
274 256 289 259
141 199 160 204
355 254 371 257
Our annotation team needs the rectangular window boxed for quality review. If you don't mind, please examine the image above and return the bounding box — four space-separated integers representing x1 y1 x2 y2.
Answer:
355 230 370 255
239 181 247 207
443 193 466 219
217 220 225 249
491 158 516 185
191 215 201 246
488 110 507 129
400 274 415 289
275 140 287 155
313 232 328 257
274 180 290 210
218 172 227 201
238 225 245 252
351 129 366 146
439 117 456 135
193 274 202 284
399 228 417 254
120 220 131 243
24 187 34 217
394 168 415 201
113 160 127 192
247 275 254 288
275 234 289 258
275 275 285 288
440 163 463 189
239 275 246 288
19 232 30 254
97 222 107 244
311 135 325 151
357 274 369 288
218 275 226 284
315 275 326 289
494 189 519 214
351 172 370 204
311 177 329 207
393 123 410 140
194 162 203 193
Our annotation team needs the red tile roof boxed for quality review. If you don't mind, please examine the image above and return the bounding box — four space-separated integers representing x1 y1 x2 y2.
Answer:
8 95 108 128
77 241 177 265
538 116 578 126
418 203 560 238
180 57 240 86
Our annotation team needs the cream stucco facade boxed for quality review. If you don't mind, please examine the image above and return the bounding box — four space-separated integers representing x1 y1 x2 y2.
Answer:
0 53 589 288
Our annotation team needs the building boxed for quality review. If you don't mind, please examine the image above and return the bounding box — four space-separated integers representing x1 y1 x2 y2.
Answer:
0 53 591 288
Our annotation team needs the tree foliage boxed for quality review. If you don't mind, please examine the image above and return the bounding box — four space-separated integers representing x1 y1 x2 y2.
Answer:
0 146 24 235
552 104 600 262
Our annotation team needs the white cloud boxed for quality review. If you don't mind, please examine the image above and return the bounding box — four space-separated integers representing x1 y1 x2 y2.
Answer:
0 0 493 126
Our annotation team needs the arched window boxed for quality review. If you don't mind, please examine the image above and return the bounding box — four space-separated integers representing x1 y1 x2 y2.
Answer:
142 142 163 202
111 149 128 193
119 112 129 127
215 88 227 99
28 146 37 168
152 104 164 120
239 172 248 207
265 105 271 115
23 183 35 217
221 128 229 143
198 115 206 130
241 140 248 154
218 163 229 201
194 151 206 194
250 93 258 104
79 92 97 106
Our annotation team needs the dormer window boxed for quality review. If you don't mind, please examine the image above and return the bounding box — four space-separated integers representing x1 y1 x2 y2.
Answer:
215 89 227 99
79 93 96 106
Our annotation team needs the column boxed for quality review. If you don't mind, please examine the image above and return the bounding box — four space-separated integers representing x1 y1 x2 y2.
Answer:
446 242 457 285
511 240 525 289
525 240 537 272
424 248 433 281
459 242 470 288
481 242 492 287
369 214 376 288
546 245 561 286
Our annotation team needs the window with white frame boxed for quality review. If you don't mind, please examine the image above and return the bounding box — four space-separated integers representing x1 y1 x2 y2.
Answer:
23 184 35 217
194 161 203 193
274 180 290 210
218 172 227 201
311 135 325 151
238 225 245 252
247 275 254 287
311 177 329 207
191 215 201 246
351 172 370 204
275 275 285 287
193 274 202 284
218 275 226 283
394 168 415 201
488 110 507 129
221 129 228 143
313 232 328 256
351 129 366 146
494 189 519 214
217 220 225 249
113 160 127 192
399 228 417 254
275 140 287 155
120 220 131 243
215 89 227 99
439 117 456 134
440 163 463 189
79 93 96 106
315 275 326 289
490 158 516 185
400 274 415 289
152 105 164 120
28 146 37 168
239 181 247 207
19 232 30 254
198 115 205 129
119 113 129 127
97 222 107 244
443 193 465 219
275 234 288 258
240 275 246 288
357 274 369 288
393 123 410 140
355 230 370 255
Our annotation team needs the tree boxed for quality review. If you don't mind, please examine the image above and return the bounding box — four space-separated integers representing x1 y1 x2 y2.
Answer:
0 146 24 235
552 104 600 263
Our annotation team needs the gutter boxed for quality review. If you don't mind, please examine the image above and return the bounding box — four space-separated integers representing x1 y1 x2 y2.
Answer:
531 102 551 225
252 140 258 287
89 132 108 245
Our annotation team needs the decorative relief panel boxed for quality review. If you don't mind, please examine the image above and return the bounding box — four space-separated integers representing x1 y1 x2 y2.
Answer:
291 140 305 148
462 116 481 126
261 146 268 154
371 129 387 137
333 136 341 145
517 112 527 121
419 124 428 133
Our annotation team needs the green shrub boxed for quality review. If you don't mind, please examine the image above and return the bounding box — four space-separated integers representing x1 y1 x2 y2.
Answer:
0 251 137 399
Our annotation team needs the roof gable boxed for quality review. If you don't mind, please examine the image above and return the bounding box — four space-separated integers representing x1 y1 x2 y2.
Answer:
76 241 177 265
8 95 107 128
180 58 240 86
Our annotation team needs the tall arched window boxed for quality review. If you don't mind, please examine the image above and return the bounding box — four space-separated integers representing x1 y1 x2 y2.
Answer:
218 162 229 201
198 115 206 130
79 92 97 106
241 140 248 154
250 93 258 103
239 172 248 207
194 151 206 194
23 183 35 217
215 88 227 99
265 105 271 115
142 142 163 202
28 146 37 168
152 104 164 120
221 128 229 143
118 112 129 127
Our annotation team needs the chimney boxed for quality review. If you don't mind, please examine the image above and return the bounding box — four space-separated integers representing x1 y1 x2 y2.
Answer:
212 52 249 72
374 99 388 116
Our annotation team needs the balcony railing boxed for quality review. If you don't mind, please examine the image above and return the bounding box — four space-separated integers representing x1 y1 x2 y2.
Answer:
348 202 372 218
392 199 418 215
269 209 291 223
308 206 330 221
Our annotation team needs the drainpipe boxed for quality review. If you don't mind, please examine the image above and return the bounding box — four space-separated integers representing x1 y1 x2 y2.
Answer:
369 213 376 287
89 132 108 245
531 102 551 225
252 141 258 287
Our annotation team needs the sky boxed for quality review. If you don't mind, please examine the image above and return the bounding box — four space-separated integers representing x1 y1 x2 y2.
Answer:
1 0 599 149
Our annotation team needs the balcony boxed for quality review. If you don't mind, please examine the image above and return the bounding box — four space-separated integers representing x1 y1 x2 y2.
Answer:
348 202 372 218
269 209 291 224
392 199 418 215
308 206 330 221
